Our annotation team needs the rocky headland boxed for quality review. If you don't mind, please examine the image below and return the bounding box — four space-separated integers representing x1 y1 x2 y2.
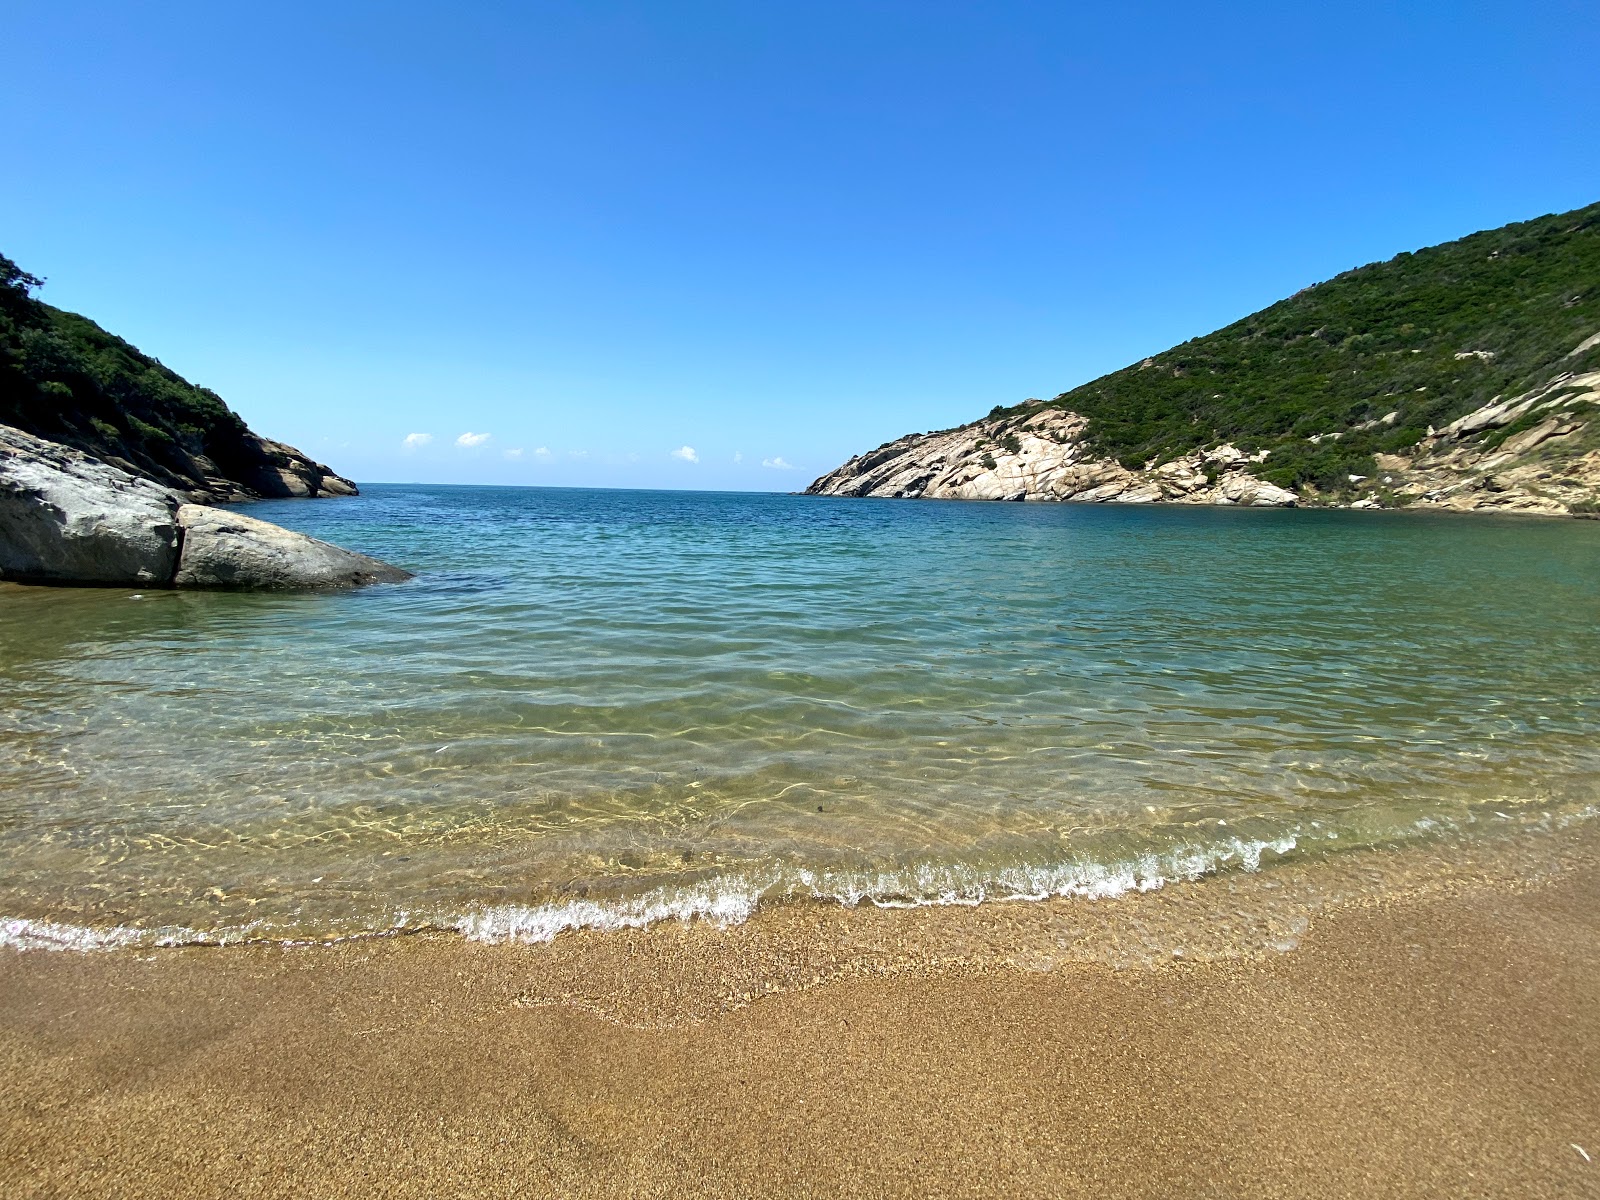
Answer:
811 202 1600 517
0 425 409 589
0 250 407 589
1 256 359 505
808 362 1600 515
808 408 1302 507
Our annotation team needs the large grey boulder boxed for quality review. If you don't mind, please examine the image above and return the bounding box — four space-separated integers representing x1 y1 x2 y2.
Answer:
0 425 181 584
174 504 411 589
1 423 409 590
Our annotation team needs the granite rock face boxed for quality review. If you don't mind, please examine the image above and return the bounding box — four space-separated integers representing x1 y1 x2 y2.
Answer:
0 424 409 589
807 409 1299 509
174 504 410 589
0 424 181 584
60 431 362 506
208 435 361 503
1360 368 1600 515
808 357 1600 515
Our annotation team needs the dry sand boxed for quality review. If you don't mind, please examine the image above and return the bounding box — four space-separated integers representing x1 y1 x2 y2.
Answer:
2 834 1598 1199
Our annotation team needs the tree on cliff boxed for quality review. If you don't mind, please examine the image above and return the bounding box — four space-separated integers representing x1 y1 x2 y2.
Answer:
0 249 348 499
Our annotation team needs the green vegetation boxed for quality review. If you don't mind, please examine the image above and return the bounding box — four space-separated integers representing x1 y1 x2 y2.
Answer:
999 201 1600 493
0 250 278 493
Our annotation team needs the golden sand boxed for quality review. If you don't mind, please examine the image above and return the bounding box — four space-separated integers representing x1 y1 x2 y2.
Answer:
2 830 1598 1198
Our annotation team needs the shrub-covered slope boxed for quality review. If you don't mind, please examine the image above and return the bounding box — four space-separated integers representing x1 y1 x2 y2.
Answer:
0 253 354 501
1027 201 1600 492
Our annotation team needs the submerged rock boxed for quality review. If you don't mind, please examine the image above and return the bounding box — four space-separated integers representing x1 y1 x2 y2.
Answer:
0 424 409 590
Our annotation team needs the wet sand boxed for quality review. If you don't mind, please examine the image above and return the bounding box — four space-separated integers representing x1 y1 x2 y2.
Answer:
2 842 1598 1198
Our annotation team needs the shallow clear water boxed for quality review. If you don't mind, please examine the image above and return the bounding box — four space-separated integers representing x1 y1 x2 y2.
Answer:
1 486 1598 948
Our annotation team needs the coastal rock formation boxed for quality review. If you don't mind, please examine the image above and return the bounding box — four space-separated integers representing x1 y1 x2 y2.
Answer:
14 423 360 506
0 424 409 589
2 250 358 503
811 201 1600 517
113 431 361 505
0 424 181 583
807 408 1301 508
173 503 409 589
1343 368 1600 515
230 436 360 501
808 360 1600 515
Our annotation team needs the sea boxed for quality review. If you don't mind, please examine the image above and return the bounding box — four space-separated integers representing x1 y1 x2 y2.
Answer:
2 485 1597 952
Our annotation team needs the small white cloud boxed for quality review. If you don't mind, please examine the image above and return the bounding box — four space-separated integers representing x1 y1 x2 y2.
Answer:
762 456 794 470
504 447 524 459
402 432 433 449
733 451 744 464
567 449 589 459
456 431 491 448
534 446 552 459
672 445 699 463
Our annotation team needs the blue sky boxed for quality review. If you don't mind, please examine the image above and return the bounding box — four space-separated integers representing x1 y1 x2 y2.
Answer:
4 1 1597 490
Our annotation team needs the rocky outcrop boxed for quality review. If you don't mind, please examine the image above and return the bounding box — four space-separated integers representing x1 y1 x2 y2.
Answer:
807 408 1300 508
72 430 360 505
0 427 182 584
808 363 1600 516
0 424 409 589
173 504 408 589
1 254 359 504
1338 368 1600 515
174 434 361 504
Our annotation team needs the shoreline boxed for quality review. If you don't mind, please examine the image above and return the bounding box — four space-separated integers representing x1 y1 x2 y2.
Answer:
1 805 1589 965
3 824 1599 1196
805 487 1596 519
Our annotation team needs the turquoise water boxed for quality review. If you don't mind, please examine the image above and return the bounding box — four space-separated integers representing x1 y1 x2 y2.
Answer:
1 486 1598 949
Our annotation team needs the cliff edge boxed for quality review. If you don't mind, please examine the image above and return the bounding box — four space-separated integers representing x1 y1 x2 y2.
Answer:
0 252 355 503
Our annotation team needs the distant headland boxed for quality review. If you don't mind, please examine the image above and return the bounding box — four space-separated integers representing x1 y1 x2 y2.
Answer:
810 201 1600 517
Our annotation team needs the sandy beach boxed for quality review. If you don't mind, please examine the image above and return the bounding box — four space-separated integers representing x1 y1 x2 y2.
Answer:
6 6 1600 1198
2 827 1597 1199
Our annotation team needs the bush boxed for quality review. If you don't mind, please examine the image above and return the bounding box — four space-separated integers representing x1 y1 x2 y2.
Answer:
985 201 1600 480
0 248 267 490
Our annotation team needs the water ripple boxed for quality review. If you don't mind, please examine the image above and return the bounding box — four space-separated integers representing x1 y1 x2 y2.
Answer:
0 487 1597 945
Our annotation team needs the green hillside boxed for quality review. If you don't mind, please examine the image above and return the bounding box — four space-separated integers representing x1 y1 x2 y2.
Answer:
0 252 344 497
1011 201 1600 492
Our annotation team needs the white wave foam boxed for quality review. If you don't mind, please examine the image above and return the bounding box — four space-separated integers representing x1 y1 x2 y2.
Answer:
1 917 156 952
13 807 1589 952
456 833 1306 944
457 874 770 944
0 915 280 953
792 834 1301 912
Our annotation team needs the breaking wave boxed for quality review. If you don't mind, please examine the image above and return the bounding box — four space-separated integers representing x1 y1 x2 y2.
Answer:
6 808 1590 954
454 830 1303 944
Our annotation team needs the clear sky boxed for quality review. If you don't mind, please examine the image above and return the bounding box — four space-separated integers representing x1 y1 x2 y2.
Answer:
4 1 1597 490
